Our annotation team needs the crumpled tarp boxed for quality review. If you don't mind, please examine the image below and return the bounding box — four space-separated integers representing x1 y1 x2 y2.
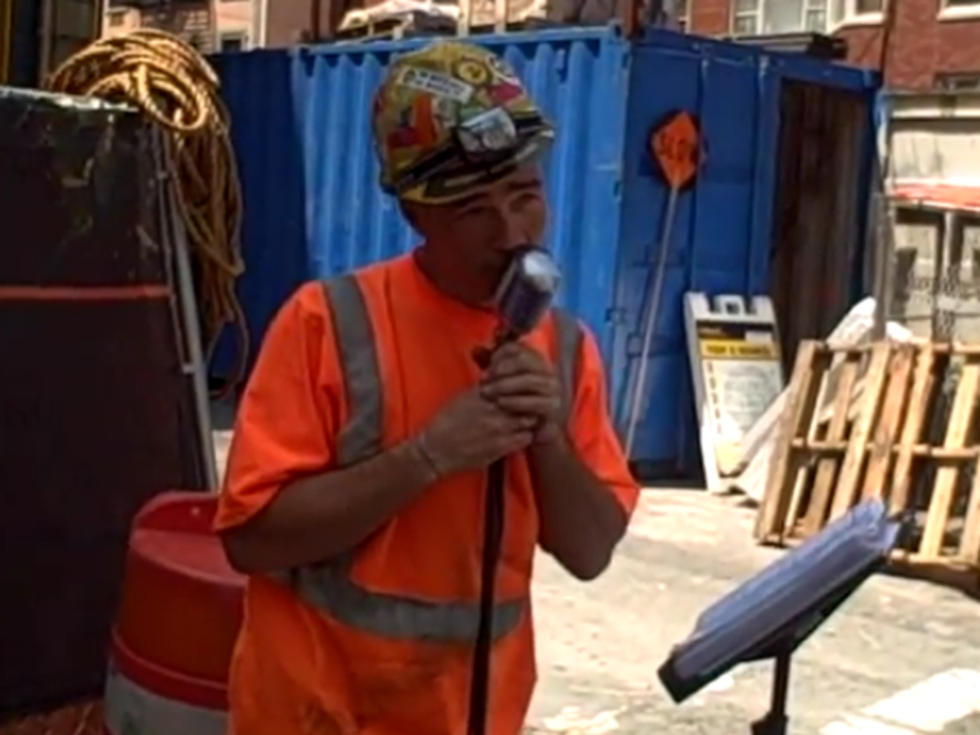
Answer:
0 85 200 721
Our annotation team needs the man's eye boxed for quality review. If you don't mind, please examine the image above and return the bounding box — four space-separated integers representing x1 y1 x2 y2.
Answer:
455 208 488 221
514 193 542 209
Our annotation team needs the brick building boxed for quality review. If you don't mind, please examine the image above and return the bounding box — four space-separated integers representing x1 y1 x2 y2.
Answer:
684 0 980 90
101 0 980 89
102 0 373 50
101 0 552 49
103 1 253 51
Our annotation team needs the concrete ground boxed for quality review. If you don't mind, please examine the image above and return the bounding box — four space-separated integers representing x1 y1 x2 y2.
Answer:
210 407 980 735
528 492 980 735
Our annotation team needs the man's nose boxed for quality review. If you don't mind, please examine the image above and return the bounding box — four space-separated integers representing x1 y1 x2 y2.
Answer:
498 213 533 250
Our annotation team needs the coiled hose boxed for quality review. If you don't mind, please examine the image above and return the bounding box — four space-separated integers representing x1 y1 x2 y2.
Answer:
45 29 247 396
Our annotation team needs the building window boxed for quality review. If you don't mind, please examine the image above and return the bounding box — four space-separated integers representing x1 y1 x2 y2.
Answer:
935 72 980 91
939 0 980 16
804 0 827 30
219 33 248 51
732 0 882 35
855 0 883 12
675 0 690 30
829 0 885 26
730 0 829 34
731 0 760 35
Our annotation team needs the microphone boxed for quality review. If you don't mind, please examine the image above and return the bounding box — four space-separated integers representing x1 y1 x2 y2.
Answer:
492 245 561 344
473 246 561 368
467 245 561 735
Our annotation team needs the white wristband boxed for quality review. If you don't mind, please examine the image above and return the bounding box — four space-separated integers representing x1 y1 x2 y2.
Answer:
410 433 444 482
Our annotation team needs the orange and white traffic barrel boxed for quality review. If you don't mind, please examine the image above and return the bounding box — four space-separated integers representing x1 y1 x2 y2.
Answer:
104 491 244 735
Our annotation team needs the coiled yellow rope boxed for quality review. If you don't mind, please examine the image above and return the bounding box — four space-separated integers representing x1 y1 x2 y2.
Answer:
44 28 248 396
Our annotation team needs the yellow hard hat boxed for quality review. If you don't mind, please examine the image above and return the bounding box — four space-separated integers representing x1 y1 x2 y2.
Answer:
371 40 554 205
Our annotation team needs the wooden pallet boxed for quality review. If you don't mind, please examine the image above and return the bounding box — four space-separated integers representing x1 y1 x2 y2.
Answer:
754 340 980 592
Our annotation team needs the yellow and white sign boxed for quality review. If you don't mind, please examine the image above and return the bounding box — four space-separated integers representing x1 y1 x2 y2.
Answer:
699 339 779 360
684 293 784 493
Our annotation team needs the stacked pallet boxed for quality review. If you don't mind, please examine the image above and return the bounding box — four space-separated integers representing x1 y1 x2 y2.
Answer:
754 340 980 592
727 297 912 502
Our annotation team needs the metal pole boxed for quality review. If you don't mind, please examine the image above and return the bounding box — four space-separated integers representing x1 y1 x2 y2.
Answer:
154 133 220 492
619 0 641 38
170 195 220 490
254 0 269 46
869 191 895 340
625 186 680 455
310 0 321 41
870 88 896 341
0 0 11 84
38 0 54 82
458 0 472 35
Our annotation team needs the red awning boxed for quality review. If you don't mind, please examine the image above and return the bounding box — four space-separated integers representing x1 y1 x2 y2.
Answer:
893 183 980 215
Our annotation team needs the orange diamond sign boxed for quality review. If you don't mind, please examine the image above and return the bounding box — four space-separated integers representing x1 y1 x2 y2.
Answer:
650 111 701 190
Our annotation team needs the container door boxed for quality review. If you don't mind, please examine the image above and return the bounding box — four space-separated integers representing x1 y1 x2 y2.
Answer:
613 36 780 478
767 81 872 371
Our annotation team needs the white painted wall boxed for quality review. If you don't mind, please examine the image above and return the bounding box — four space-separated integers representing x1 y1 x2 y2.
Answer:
888 91 980 188
885 92 980 341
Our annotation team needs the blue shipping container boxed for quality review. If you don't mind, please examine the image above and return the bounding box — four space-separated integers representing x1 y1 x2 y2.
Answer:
211 27 879 477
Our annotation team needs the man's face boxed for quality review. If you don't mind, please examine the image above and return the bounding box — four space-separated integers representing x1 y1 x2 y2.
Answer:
412 164 548 287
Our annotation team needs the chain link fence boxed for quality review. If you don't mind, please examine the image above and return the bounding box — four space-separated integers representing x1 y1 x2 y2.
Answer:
887 204 980 522
890 205 980 342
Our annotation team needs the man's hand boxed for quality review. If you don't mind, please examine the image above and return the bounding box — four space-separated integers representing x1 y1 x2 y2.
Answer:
480 343 562 441
416 388 537 478
482 341 628 579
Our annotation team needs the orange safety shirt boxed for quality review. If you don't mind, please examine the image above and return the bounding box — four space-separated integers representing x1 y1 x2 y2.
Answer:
216 253 639 735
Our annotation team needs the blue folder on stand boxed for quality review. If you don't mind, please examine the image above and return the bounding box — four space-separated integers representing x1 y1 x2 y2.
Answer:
658 499 901 735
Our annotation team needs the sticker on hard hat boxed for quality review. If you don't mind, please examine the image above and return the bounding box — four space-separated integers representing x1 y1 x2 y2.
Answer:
397 67 473 103
452 58 491 86
486 55 519 82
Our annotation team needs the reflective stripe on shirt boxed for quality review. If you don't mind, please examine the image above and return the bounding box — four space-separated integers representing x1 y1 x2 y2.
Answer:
277 272 582 643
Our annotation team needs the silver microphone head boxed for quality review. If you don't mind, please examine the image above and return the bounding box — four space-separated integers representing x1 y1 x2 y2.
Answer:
494 246 561 339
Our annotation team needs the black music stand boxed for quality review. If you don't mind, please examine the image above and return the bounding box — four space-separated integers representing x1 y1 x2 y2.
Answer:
657 499 901 735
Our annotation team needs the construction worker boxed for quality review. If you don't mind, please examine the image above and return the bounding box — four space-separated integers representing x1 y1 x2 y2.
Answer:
216 40 639 735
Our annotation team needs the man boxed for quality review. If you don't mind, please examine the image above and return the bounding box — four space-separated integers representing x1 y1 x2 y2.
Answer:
216 40 639 735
